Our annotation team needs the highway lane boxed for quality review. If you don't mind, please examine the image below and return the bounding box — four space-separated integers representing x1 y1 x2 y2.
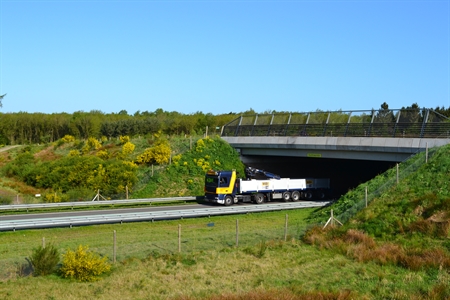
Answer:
0 202 211 221
1 201 302 221
0 200 331 231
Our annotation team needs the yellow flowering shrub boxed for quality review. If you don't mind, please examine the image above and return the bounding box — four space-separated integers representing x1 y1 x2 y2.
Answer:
153 130 162 139
121 142 135 157
82 137 102 154
61 135 75 143
44 192 63 203
96 150 109 160
195 139 206 152
136 140 171 165
172 154 182 164
60 245 111 282
68 150 80 157
119 135 130 144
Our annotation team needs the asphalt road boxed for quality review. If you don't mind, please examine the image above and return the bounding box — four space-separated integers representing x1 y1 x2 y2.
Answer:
0 202 247 221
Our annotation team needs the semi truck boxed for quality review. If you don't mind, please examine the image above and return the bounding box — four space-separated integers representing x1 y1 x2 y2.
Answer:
204 167 331 206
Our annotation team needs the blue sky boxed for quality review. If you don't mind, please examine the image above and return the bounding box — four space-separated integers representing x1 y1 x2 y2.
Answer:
0 0 448 115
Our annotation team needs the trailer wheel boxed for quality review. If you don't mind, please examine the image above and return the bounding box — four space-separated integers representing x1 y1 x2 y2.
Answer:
253 193 265 204
305 192 313 200
224 195 233 206
291 191 300 201
282 191 291 202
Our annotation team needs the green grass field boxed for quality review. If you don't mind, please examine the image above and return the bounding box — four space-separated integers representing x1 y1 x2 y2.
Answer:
1 206 448 299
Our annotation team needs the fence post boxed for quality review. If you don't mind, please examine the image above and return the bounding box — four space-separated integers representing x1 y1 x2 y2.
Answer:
284 214 288 241
236 219 239 247
113 230 116 264
365 186 368 208
396 163 399 184
42 237 45 249
178 224 181 253
426 142 428 163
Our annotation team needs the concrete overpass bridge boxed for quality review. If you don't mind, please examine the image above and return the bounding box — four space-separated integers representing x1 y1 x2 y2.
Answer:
220 108 450 197
221 108 450 162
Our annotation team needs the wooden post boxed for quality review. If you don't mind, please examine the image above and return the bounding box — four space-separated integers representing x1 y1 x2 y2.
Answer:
126 186 128 200
284 214 288 241
178 224 181 253
323 209 343 229
113 230 116 264
236 219 239 247
152 164 154 177
396 163 399 184
42 237 45 249
365 186 368 208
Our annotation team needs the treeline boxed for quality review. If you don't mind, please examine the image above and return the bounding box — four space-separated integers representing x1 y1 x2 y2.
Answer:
0 103 449 145
0 109 240 145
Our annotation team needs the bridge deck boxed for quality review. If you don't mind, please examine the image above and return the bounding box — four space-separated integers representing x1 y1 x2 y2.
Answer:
221 109 450 162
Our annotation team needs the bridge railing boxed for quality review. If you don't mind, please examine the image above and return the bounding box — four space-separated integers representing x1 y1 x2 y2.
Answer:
221 109 450 139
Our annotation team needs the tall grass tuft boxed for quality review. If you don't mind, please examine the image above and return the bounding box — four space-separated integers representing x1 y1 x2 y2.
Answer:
427 283 450 300
29 244 60 276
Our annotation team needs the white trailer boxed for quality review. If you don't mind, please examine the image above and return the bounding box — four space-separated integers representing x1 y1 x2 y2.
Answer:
204 169 331 206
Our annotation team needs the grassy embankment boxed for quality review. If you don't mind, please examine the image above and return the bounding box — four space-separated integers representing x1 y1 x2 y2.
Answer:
0 138 450 299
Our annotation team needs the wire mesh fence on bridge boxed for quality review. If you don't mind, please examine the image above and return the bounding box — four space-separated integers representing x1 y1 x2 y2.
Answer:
222 109 450 138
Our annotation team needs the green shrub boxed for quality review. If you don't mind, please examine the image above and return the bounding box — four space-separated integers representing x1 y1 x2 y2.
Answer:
60 245 111 282
29 244 60 276
0 195 12 205
243 240 268 258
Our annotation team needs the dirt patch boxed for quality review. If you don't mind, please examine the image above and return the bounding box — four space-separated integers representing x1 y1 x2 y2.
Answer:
428 211 449 223
0 145 20 153
34 146 62 161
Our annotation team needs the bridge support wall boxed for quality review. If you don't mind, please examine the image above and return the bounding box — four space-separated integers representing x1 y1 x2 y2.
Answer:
222 136 450 162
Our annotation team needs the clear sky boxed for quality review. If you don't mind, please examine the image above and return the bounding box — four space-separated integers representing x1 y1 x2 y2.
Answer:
0 0 448 115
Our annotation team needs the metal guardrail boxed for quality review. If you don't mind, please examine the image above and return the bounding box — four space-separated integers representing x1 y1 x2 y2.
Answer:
0 201 330 231
0 197 198 211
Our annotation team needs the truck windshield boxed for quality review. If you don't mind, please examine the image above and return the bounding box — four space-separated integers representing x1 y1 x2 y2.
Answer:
205 176 218 187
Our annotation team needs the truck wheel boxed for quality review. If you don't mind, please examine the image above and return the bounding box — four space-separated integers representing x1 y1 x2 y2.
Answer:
305 192 313 200
253 193 265 204
224 195 233 206
282 191 291 202
291 191 300 201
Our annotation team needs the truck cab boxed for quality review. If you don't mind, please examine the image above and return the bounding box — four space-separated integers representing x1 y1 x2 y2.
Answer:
204 170 237 205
